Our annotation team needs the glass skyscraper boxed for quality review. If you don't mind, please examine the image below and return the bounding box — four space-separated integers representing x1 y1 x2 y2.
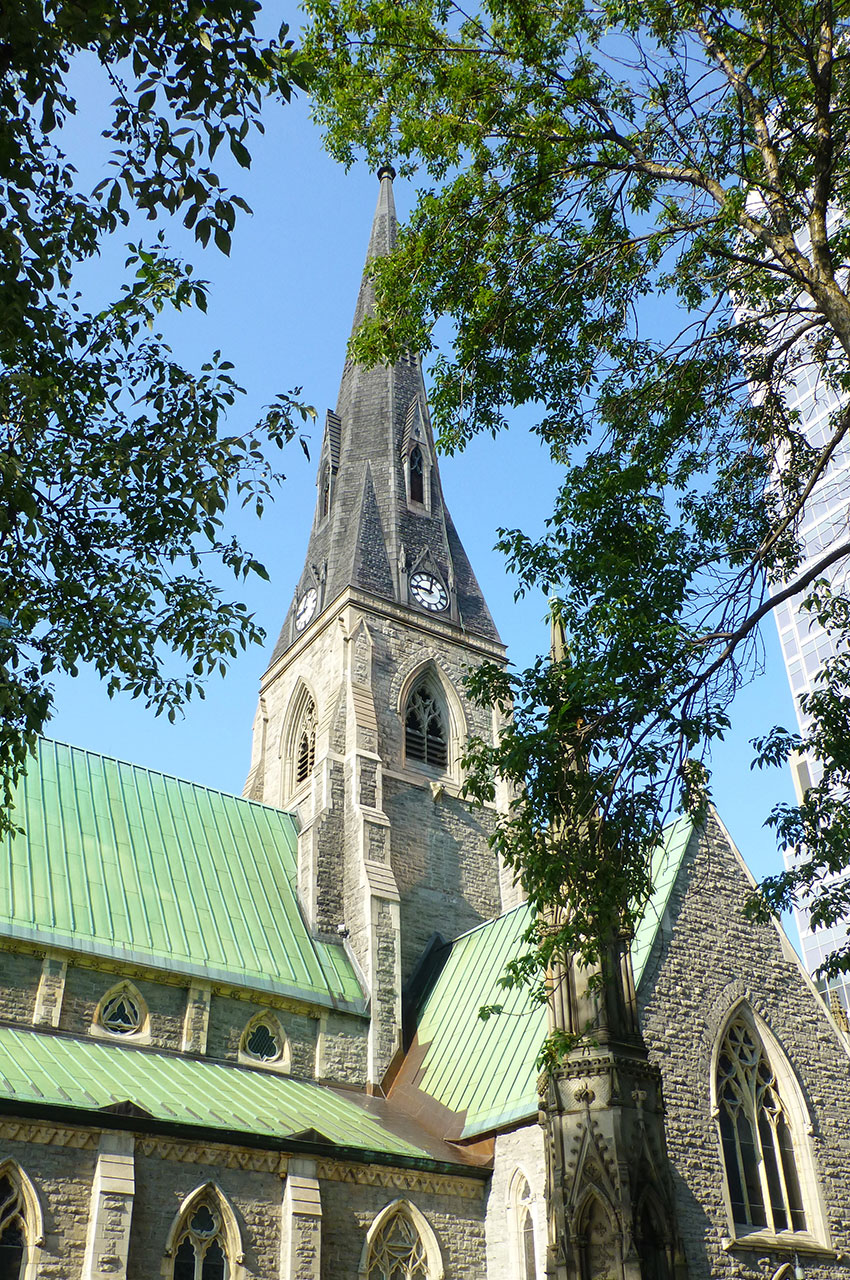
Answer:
771 357 850 1014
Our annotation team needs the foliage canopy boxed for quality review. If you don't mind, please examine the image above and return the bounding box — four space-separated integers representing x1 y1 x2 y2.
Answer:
305 0 850 991
0 1 311 818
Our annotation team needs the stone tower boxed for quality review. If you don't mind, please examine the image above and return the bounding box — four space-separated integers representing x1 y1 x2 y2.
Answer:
245 168 508 1084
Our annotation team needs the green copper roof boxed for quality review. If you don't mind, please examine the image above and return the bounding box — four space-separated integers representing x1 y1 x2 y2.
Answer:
0 739 363 1012
0 1025 429 1161
391 817 695 1139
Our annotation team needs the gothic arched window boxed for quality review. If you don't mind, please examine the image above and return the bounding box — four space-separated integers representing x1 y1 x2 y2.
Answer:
362 1201 442 1280
405 679 448 769
321 466 331 518
509 1173 537 1280
170 1197 232 1280
409 446 424 504
0 1172 25 1280
294 696 316 787
716 1014 806 1236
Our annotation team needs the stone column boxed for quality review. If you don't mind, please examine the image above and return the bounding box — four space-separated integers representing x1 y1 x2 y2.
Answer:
280 1159 322 1280
80 1132 135 1280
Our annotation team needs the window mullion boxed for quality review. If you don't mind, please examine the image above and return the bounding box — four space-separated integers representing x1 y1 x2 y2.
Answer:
752 1104 776 1234
732 1108 754 1226
771 1111 794 1229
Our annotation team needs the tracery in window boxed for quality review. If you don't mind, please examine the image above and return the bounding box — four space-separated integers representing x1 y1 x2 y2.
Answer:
295 696 316 786
239 1012 289 1070
409 446 424 504
366 1208 428 1280
510 1174 537 1280
96 982 147 1037
717 1014 806 1235
172 1203 227 1280
405 681 447 769
0 1173 25 1280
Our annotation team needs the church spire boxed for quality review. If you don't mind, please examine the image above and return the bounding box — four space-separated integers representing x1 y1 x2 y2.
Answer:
269 169 500 663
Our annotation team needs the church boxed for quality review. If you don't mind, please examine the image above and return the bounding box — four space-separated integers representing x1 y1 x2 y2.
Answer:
1 169 849 1280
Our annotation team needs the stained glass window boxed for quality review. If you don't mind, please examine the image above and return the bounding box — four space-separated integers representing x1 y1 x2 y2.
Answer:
0 1174 25 1280
172 1204 227 1280
100 988 143 1036
717 1015 806 1235
366 1209 429 1280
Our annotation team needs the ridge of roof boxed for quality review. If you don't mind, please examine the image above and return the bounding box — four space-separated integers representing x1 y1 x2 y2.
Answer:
28 736 295 817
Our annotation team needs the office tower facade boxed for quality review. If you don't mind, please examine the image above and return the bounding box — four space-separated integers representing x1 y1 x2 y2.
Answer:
771 357 850 1013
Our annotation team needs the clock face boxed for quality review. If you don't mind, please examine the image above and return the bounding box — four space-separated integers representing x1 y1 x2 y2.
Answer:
410 571 449 612
295 587 318 631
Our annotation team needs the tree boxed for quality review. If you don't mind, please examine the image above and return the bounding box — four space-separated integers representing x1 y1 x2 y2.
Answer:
304 0 850 996
0 2 311 821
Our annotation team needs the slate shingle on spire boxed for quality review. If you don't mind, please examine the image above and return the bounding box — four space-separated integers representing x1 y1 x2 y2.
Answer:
271 168 500 663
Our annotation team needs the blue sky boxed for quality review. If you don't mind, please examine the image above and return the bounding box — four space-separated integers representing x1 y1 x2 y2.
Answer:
46 80 799 899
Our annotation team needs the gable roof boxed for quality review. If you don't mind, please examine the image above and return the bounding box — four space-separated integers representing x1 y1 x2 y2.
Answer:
389 816 695 1139
0 1023 477 1169
0 739 364 1012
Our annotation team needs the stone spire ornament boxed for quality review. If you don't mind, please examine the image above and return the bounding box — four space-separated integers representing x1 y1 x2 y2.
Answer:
541 616 688 1280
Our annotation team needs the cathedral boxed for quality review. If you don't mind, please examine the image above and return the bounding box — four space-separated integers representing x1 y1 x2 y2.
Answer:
1 169 849 1280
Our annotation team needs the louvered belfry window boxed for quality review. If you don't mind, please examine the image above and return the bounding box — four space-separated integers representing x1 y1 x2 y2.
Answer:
405 683 447 768
295 698 316 785
717 1015 806 1234
409 446 424 504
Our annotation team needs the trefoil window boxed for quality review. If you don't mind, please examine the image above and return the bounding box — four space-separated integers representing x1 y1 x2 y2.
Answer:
717 1015 806 1235
405 682 447 769
243 1020 282 1063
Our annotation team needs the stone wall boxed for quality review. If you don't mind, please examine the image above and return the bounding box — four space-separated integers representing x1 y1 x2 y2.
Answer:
57 969 185 1050
206 995 318 1077
0 948 41 1024
485 1125 547 1280
639 814 850 1280
317 1162 488 1280
315 1012 369 1085
0 1121 490 1280
128 1141 284 1278
0 1120 97 1279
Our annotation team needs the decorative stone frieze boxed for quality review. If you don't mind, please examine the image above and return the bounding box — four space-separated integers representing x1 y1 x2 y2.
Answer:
315 1160 484 1200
